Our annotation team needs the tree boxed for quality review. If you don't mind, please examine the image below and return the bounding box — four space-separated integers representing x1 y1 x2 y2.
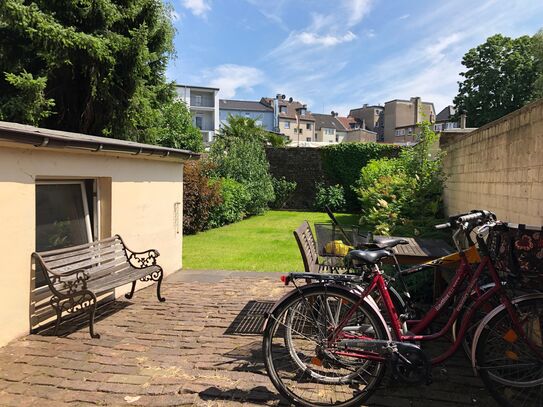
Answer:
532 29 543 100
454 34 539 127
153 100 204 152
220 114 287 147
0 0 174 143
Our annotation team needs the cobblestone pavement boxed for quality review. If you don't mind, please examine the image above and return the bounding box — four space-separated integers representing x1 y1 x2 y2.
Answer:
0 270 497 406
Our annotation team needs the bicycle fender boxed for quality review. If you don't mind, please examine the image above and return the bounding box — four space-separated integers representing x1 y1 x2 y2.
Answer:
263 283 392 341
470 292 543 373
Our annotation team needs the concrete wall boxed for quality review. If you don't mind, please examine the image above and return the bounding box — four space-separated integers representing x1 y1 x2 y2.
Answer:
342 129 377 143
441 99 543 225
0 143 184 346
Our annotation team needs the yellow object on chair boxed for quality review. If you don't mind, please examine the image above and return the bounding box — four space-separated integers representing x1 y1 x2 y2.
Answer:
324 240 353 256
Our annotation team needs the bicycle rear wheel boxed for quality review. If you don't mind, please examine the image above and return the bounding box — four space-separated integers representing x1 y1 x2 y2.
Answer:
263 285 388 407
475 297 543 407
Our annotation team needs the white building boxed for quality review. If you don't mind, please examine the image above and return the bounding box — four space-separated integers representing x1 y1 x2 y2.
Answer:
175 85 220 144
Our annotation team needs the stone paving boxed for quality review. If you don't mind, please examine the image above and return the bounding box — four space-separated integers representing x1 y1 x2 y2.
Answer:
0 270 497 406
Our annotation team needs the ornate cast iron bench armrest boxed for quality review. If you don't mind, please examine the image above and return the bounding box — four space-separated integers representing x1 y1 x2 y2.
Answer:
125 248 160 269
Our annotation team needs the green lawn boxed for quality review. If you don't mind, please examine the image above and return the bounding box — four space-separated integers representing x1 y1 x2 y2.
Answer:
183 210 359 272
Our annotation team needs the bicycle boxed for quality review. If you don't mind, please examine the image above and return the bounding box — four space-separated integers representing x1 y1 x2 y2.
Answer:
263 211 543 407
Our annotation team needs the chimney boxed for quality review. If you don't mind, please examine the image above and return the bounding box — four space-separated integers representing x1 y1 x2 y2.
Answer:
460 112 467 129
363 103 368 108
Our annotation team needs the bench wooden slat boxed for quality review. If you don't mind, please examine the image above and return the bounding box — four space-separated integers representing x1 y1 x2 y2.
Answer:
87 266 158 293
42 241 124 263
46 244 126 269
38 236 120 257
51 251 128 274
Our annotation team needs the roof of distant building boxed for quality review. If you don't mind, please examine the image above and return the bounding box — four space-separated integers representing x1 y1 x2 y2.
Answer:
261 97 315 121
219 99 273 112
313 114 345 131
175 84 220 91
436 105 456 122
336 116 361 130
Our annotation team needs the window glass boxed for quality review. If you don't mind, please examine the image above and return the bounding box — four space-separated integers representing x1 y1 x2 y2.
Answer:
284 121 290 129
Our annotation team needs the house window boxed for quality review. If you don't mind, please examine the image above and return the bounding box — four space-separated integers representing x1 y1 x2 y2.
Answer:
35 181 94 288
336 135 339 142
408 127 413 134
299 128 303 134
395 129 406 136
195 116 203 130
445 122 457 129
306 137 311 142
245 112 251 117
194 95 202 106
306 123 312 130
284 121 290 129
280 106 287 113
434 123 443 131
255 120 262 126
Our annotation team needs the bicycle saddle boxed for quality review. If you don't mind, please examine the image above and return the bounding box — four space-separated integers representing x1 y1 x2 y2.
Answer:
347 249 392 264
373 237 409 248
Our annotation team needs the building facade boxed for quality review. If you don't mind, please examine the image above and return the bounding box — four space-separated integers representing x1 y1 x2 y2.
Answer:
218 99 274 130
313 113 344 143
261 97 315 144
383 97 436 144
349 105 384 141
175 85 220 144
435 105 459 132
0 121 197 347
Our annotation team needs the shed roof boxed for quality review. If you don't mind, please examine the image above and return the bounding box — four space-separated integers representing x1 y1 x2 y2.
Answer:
0 121 200 162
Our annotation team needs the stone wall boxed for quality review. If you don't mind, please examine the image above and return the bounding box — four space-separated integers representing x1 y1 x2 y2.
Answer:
441 99 543 225
265 147 326 209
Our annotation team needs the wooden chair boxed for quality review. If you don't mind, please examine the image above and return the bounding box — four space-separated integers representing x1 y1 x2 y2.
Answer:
293 221 347 274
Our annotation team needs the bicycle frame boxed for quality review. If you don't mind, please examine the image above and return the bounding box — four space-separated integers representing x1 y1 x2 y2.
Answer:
330 250 533 365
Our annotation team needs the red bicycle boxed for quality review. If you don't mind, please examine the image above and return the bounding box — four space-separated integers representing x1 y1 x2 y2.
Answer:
263 211 543 407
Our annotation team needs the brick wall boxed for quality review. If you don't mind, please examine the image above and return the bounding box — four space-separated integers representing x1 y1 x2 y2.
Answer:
441 99 543 225
265 147 326 209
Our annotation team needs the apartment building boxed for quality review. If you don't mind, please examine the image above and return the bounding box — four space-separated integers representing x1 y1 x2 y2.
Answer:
313 113 345 143
434 105 459 132
218 99 274 130
383 97 435 144
175 84 219 144
349 105 384 141
261 96 315 144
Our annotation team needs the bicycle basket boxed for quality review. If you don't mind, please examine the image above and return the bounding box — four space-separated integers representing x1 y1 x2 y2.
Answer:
314 223 370 256
488 223 543 290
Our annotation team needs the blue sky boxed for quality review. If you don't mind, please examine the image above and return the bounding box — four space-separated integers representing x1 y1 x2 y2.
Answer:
167 0 543 115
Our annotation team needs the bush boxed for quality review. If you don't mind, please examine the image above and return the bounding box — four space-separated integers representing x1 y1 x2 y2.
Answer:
356 121 445 236
210 116 275 215
208 178 251 228
271 177 297 209
320 142 401 210
314 183 346 212
183 161 221 234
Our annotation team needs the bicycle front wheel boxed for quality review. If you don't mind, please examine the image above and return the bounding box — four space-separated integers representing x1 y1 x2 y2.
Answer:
263 284 388 407
475 297 543 407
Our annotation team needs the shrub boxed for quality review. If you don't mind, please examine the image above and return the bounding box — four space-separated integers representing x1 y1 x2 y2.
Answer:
314 183 346 212
320 142 401 210
183 160 222 234
271 177 297 209
356 121 445 236
208 178 251 228
210 116 275 215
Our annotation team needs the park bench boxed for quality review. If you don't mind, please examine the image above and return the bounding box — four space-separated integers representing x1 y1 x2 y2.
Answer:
33 235 165 338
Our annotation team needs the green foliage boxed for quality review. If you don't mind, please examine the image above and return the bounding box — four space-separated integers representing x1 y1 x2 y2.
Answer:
314 183 347 212
153 100 203 152
454 33 540 127
183 161 222 235
0 0 175 142
210 115 275 215
271 177 297 209
320 142 402 210
533 29 543 100
208 178 251 228
0 71 54 125
356 121 445 236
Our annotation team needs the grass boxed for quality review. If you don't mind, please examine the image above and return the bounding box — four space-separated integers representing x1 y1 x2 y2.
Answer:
183 210 359 272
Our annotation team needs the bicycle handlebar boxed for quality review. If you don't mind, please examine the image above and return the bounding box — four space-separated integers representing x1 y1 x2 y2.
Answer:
434 222 451 230
434 210 496 230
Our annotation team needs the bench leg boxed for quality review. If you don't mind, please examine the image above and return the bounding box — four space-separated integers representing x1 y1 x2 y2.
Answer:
87 293 100 339
156 269 166 302
50 297 62 336
125 281 137 299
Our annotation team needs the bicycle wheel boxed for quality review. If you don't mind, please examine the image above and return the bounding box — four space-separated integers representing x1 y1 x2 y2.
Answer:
263 285 388 407
475 297 543 407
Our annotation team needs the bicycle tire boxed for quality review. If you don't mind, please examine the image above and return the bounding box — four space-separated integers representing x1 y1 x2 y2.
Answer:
474 297 543 407
263 284 388 407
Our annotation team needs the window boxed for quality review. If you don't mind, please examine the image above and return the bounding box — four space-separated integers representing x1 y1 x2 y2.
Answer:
255 120 262 126
280 106 287 113
299 128 303 134
306 137 312 142
324 128 334 135
306 123 312 130
194 95 202 106
408 127 413 134
284 121 290 129
445 122 457 129
245 112 251 117
195 116 203 129
395 129 405 136
35 181 94 288
434 123 443 131
335 135 339 142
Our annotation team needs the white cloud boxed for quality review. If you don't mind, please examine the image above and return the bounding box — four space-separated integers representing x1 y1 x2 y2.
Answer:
297 31 357 47
344 0 372 27
425 33 464 58
182 0 211 17
399 14 410 20
203 65 265 98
